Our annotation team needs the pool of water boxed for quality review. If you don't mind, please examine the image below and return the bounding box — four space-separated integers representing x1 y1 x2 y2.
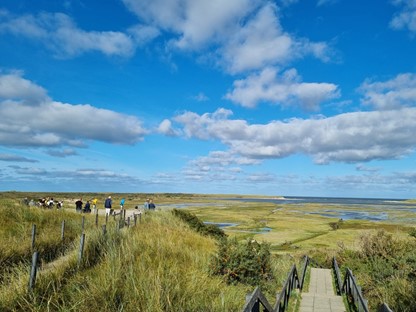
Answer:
203 222 272 234
225 197 416 222
203 221 238 228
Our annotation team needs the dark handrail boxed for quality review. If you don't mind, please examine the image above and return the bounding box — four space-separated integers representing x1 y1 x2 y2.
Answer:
273 265 299 312
308 257 324 268
298 256 309 291
343 268 369 312
242 256 312 312
242 287 273 312
332 257 343 295
333 257 393 312
378 303 393 312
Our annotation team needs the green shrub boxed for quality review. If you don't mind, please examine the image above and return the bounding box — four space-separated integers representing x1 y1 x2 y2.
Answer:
337 230 416 311
210 237 273 286
171 209 226 240
408 227 416 238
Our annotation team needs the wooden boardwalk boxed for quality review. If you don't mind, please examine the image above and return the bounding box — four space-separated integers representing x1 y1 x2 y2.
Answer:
299 268 346 312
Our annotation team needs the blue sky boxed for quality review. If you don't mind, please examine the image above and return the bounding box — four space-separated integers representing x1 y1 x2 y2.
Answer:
1 0 416 198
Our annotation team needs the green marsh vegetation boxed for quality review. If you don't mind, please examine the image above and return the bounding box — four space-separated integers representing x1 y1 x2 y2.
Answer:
2 192 416 311
181 195 416 311
1 193 295 311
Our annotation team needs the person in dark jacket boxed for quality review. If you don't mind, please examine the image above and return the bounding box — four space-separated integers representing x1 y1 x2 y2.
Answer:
83 201 91 213
148 199 156 210
75 198 83 213
104 196 112 216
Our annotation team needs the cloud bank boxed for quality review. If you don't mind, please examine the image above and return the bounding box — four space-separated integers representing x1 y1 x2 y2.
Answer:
0 11 137 57
225 67 340 109
0 72 147 148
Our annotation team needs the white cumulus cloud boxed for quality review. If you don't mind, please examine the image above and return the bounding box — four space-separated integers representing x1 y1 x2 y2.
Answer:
0 11 136 57
359 73 416 110
225 67 340 109
172 105 416 164
390 0 416 33
0 72 147 148
122 0 333 73
157 119 181 137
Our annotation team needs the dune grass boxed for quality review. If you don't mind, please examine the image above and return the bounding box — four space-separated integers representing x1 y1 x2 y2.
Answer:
2 192 416 311
0 200 260 311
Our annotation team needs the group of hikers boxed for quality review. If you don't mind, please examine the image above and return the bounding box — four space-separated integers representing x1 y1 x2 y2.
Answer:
22 197 63 209
76 196 156 215
74 198 98 214
22 196 156 215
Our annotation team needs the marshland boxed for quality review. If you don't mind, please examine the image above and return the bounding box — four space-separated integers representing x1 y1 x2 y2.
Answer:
1 191 416 311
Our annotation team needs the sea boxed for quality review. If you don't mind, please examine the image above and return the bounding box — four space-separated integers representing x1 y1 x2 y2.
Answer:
225 196 416 222
159 196 416 222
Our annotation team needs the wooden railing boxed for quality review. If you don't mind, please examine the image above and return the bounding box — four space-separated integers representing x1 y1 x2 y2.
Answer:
332 256 343 296
242 256 310 312
378 303 393 312
343 268 369 312
241 287 273 312
333 257 393 312
298 255 309 291
273 264 300 312
28 210 143 291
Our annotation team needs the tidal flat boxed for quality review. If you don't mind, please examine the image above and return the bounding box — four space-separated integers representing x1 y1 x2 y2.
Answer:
3 192 415 254
167 195 416 253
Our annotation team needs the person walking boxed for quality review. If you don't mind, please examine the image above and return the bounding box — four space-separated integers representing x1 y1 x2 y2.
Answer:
148 199 156 210
120 198 125 212
104 196 112 216
83 201 91 213
92 198 98 214
75 198 83 213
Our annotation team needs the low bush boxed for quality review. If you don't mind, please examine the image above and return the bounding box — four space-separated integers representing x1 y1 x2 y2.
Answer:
171 208 226 240
337 230 416 311
210 237 273 286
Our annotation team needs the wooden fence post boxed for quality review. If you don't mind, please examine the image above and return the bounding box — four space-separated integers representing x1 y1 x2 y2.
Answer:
105 213 108 224
61 220 65 242
28 251 39 291
133 214 137 226
81 216 85 233
78 233 85 267
95 213 99 227
31 224 36 251
102 224 107 235
127 217 130 228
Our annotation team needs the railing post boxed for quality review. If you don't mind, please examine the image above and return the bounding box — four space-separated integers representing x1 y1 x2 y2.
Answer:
61 220 65 242
31 224 36 250
81 216 85 233
333 257 343 295
28 251 39 291
378 303 393 312
253 299 260 312
78 233 85 267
